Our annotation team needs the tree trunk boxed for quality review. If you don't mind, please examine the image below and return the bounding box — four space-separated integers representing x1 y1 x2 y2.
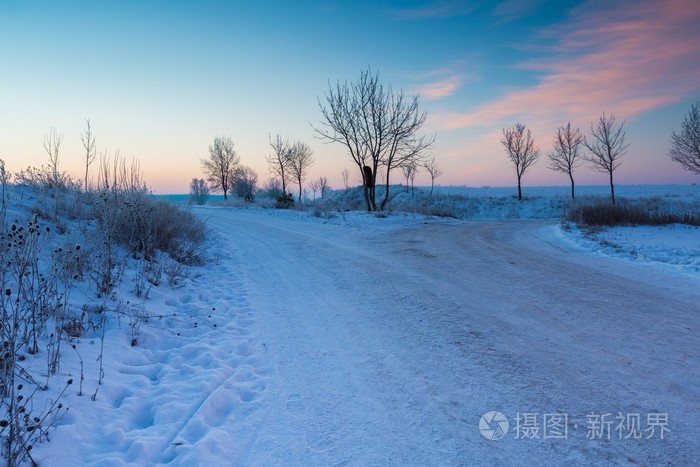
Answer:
609 170 615 205
430 178 435 197
370 163 378 211
517 176 523 201
363 185 372 211
569 172 575 199
362 165 376 211
380 171 392 211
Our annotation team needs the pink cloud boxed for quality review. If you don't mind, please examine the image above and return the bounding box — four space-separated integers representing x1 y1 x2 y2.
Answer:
413 74 467 100
433 0 700 130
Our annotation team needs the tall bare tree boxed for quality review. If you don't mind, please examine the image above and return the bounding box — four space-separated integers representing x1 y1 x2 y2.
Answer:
547 122 585 199
287 141 314 202
423 157 443 197
378 89 434 210
501 123 540 201
341 168 350 189
201 136 239 201
314 67 433 211
669 102 700 175
42 127 64 184
318 176 329 198
267 134 292 196
81 119 97 191
401 161 418 196
584 113 628 204
309 179 321 200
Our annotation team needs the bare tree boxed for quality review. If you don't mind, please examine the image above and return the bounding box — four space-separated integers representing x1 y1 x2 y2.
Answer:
42 127 64 183
584 113 628 204
81 119 97 191
309 179 320 200
231 166 259 202
378 90 434 210
501 123 540 201
313 67 433 211
201 136 240 201
287 140 314 202
423 157 443 197
401 161 418 196
547 122 585 199
318 176 329 198
189 178 210 205
267 134 292 196
341 168 350 189
669 102 700 175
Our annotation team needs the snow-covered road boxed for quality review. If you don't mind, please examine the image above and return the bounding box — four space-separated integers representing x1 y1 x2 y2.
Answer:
199 208 699 466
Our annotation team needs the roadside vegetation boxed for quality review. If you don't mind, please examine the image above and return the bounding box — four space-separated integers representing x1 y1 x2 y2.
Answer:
1 156 207 466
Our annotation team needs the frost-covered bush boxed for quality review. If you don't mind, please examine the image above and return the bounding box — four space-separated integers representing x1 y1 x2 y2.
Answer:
92 188 208 265
189 178 210 205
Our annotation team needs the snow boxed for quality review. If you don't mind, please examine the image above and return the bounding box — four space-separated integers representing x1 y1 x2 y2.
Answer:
4 186 698 465
561 223 700 276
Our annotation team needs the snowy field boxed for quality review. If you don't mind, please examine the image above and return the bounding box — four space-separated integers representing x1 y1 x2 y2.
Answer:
432 183 700 201
4 185 698 465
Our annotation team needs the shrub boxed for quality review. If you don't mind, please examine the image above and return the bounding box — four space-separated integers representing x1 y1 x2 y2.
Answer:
231 166 258 202
189 178 210 205
568 198 700 226
92 189 208 265
0 215 73 466
274 192 294 209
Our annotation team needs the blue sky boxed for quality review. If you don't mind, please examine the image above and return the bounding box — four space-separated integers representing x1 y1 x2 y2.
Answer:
2 0 699 193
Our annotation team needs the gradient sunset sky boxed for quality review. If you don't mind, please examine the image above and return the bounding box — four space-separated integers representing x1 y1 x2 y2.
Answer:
2 0 700 193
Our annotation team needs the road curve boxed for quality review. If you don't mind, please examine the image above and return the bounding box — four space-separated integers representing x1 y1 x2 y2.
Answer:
200 208 699 466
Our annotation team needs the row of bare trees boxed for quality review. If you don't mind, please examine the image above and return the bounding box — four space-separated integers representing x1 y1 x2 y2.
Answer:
201 68 699 209
200 134 315 203
501 113 629 203
504 102 700 203
266 135 314 202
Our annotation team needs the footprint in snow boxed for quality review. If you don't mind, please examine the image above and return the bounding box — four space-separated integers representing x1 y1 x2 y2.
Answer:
286 393 304 412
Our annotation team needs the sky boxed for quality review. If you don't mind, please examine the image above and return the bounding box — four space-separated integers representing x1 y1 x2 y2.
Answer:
1 0 700 194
